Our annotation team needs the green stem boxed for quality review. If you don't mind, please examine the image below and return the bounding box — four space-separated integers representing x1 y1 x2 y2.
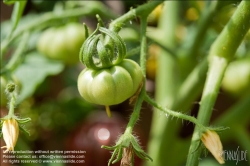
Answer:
187 57 228 166
8 93 16 117
180 1 221 78
109 1 163 33
174 58 208 110
139 17 148 78
186 1 250 165
145 2 179 166
124 15 148 134
144 95 206 132
124 88 145 135
1 31 30 75
185 1 221 59
104 1 162 54
147 36 177 58
1 2 116 55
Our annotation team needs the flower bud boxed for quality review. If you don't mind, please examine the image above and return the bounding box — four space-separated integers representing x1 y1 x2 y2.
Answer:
1 119 19 153
201 130 224 164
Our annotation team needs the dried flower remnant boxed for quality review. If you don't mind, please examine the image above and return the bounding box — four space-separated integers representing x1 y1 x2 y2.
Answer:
201 130 225 164
1 119 19 153
121 145 134 166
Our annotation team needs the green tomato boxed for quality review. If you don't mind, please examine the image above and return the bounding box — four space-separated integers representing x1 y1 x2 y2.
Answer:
37 23 86 65
77 59 143 106
221 58 250 97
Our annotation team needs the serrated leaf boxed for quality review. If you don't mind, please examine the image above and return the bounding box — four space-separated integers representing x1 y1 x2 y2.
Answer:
14 52 64 103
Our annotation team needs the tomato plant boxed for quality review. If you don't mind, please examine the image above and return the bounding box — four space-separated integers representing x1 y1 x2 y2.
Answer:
1 1 250 166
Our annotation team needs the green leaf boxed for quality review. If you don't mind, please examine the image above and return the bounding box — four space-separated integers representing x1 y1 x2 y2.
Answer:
3 0 16 5
10 1 27 36
19 125 30 136
14 52 64 103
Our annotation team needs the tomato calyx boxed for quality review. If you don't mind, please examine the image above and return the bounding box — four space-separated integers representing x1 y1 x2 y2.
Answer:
79 24 126 70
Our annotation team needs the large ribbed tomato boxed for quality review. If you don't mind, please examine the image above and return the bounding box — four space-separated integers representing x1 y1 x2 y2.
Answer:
77 59 143 105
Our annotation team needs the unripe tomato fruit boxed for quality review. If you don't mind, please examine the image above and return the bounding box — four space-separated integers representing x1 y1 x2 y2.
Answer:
221 58 250 97
37 23 86 65
77 59 143 105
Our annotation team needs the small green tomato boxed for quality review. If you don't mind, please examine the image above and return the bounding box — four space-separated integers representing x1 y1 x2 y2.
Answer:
37 23 86 65
222 58 250 97
77 59 143 106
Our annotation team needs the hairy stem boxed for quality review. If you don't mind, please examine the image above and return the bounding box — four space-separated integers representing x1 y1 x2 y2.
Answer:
186 1 250 165
125 15 148 135
109 1 163 33
124 88 145 135
144 95 206 132
8 93 16 117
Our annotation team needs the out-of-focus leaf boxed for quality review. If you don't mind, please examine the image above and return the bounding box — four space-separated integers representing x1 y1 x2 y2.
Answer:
1 14 39 42
10 1 27 36
14 52 64 103
3 0 15 5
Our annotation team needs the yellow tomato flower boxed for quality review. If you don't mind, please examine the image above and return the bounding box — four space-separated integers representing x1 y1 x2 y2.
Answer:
1 119 19 153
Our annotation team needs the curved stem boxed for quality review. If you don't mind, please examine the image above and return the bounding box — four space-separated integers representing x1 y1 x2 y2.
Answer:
187 1 250 165
144 95 207 132
109 1 163 33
